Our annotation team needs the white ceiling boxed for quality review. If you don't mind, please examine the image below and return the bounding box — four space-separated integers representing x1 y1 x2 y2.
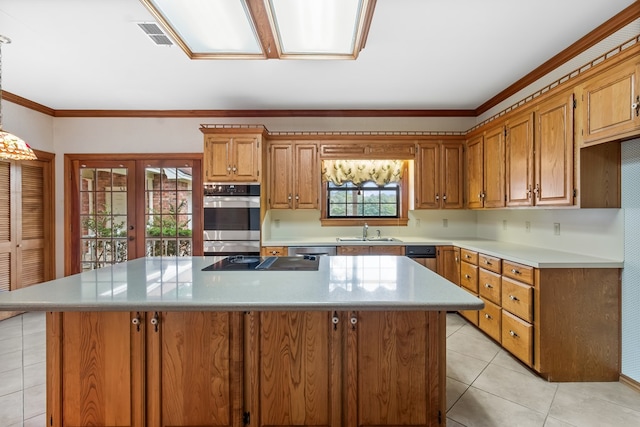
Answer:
0 0 636 112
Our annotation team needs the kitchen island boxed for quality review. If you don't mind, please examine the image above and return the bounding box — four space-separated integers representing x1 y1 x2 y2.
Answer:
0 255 482 427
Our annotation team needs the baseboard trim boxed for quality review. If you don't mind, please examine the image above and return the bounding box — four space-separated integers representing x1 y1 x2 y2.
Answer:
620 374 640 393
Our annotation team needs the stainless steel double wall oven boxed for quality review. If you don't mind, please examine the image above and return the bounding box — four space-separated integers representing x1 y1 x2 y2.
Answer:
203 183 260 256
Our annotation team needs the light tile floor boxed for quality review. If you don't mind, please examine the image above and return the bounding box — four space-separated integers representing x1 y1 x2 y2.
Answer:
1 312 639 426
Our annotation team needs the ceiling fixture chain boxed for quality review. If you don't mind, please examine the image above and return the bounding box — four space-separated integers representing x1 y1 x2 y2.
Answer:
0 35 37 161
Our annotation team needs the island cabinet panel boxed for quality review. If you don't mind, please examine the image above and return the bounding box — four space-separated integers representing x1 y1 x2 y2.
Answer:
146 311 244 427
345 311 445 427
47 311 244 427
47 311 145 427
244 311 342 427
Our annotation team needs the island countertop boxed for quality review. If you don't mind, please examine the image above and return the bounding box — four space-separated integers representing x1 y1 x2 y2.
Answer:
0 256 483 312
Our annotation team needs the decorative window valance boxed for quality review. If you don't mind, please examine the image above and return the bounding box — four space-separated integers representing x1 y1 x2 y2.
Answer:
321 159 404 186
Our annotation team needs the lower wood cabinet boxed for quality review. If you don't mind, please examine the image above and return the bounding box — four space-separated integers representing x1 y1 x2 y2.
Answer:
47 311 243 427
47 310 446 427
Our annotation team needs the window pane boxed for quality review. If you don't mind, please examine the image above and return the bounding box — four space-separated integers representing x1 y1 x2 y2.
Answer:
327 181 399 219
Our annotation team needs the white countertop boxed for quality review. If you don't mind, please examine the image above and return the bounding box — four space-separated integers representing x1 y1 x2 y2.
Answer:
0 256 483 312
265 238 623 268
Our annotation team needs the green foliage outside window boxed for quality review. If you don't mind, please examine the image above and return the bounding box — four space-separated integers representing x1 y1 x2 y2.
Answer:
328 181 399 217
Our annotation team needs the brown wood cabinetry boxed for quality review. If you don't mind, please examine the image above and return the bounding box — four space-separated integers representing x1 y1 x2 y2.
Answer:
47 311 243 427
466 126 505 208
268 142 319 209
436 246 460 285
434 248 621 381
245 310 444 427
506 111 535 206
261 246 286 256
579 58 640 146
415 141 464 209
202 130 262 183
337 245 405 255
320 142 415 159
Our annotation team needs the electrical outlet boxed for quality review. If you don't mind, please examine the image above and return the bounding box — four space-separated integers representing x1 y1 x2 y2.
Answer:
554 223 560 235
502 220 507 230
525 221 531 232
442 218 448 228
274 219 280 228
416 218 421 227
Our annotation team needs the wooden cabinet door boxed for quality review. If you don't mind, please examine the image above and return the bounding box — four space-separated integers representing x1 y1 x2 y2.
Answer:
338 245 370 255
506 112 534 207
483 125 506 208
535 91 574 206
269 143 293 208
261 246 287 256
441 141 464 208
294 143 319 209
465 135 484 208
415 142 439 208
581 59 640 145
233 137 261 182
146 311 243 427
204 136 233 181
47 311 145 427
369 245 405 255
245 311 342 427
436 246 460 285
345 311 444 427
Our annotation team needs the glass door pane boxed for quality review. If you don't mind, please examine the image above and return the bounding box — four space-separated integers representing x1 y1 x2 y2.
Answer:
79 166 131 271
144 164 194 257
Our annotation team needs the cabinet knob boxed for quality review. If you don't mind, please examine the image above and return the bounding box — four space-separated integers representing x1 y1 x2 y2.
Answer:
484 260 491 265
232 166 237 173
150 312 160 332
464 274 471 279
442 194 447 200
484 313 491 319
633 95 640 116
509 330 518 337
332 311 339 330
511 268 520 275
484 283 492 288
509 295 519 301
435 193 440 200
350 313 358 330
132 313 142 332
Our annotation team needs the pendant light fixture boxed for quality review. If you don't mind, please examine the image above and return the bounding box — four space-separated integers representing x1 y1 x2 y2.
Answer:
0 35 37 161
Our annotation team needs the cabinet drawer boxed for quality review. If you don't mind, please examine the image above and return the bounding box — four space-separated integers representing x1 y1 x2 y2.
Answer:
479 253 501 274
479 298 501 343
478 269 501 305
502 276 533 323
502 260 534 285
460 249 478 265
502 311 533 367
337 246 369 255
261 246 286 256
460 262 478 293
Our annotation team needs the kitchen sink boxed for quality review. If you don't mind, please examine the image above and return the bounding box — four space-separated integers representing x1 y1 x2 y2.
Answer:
336 237 402 242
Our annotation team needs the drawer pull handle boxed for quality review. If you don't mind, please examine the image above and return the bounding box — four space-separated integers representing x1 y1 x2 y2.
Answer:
509 295 519 301
484 313 492 319
484 283 492 288
484 260 491 265
511 268 521 275
466 254 471 259
465 274 471 279
509 330 518 337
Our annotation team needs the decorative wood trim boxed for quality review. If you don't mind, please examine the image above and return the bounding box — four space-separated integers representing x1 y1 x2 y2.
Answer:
476 2 640 114
2 91 55 116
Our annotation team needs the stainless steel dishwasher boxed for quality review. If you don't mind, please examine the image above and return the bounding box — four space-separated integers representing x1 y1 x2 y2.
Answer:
288 246 337 256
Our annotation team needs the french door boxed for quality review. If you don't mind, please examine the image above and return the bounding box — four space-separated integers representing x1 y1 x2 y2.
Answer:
65 155 202 275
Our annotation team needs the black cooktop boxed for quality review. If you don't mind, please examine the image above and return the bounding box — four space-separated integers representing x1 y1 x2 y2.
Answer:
202 255 320 271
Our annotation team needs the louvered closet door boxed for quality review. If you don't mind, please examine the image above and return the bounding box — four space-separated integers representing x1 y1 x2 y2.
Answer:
0 161 14 293
17 161 49 288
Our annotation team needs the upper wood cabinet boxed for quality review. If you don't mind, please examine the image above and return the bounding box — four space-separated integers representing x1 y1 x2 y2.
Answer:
415 141 463 209
535 91 575 206
505 111 535 207
268 141 319 209
466 126 505 209
579 58 640 146
202 130 263 182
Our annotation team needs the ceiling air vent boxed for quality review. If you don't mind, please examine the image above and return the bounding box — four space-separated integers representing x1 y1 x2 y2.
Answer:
137 22 173 46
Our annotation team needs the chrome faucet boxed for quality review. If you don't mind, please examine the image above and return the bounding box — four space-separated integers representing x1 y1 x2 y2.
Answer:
363 222 368 240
